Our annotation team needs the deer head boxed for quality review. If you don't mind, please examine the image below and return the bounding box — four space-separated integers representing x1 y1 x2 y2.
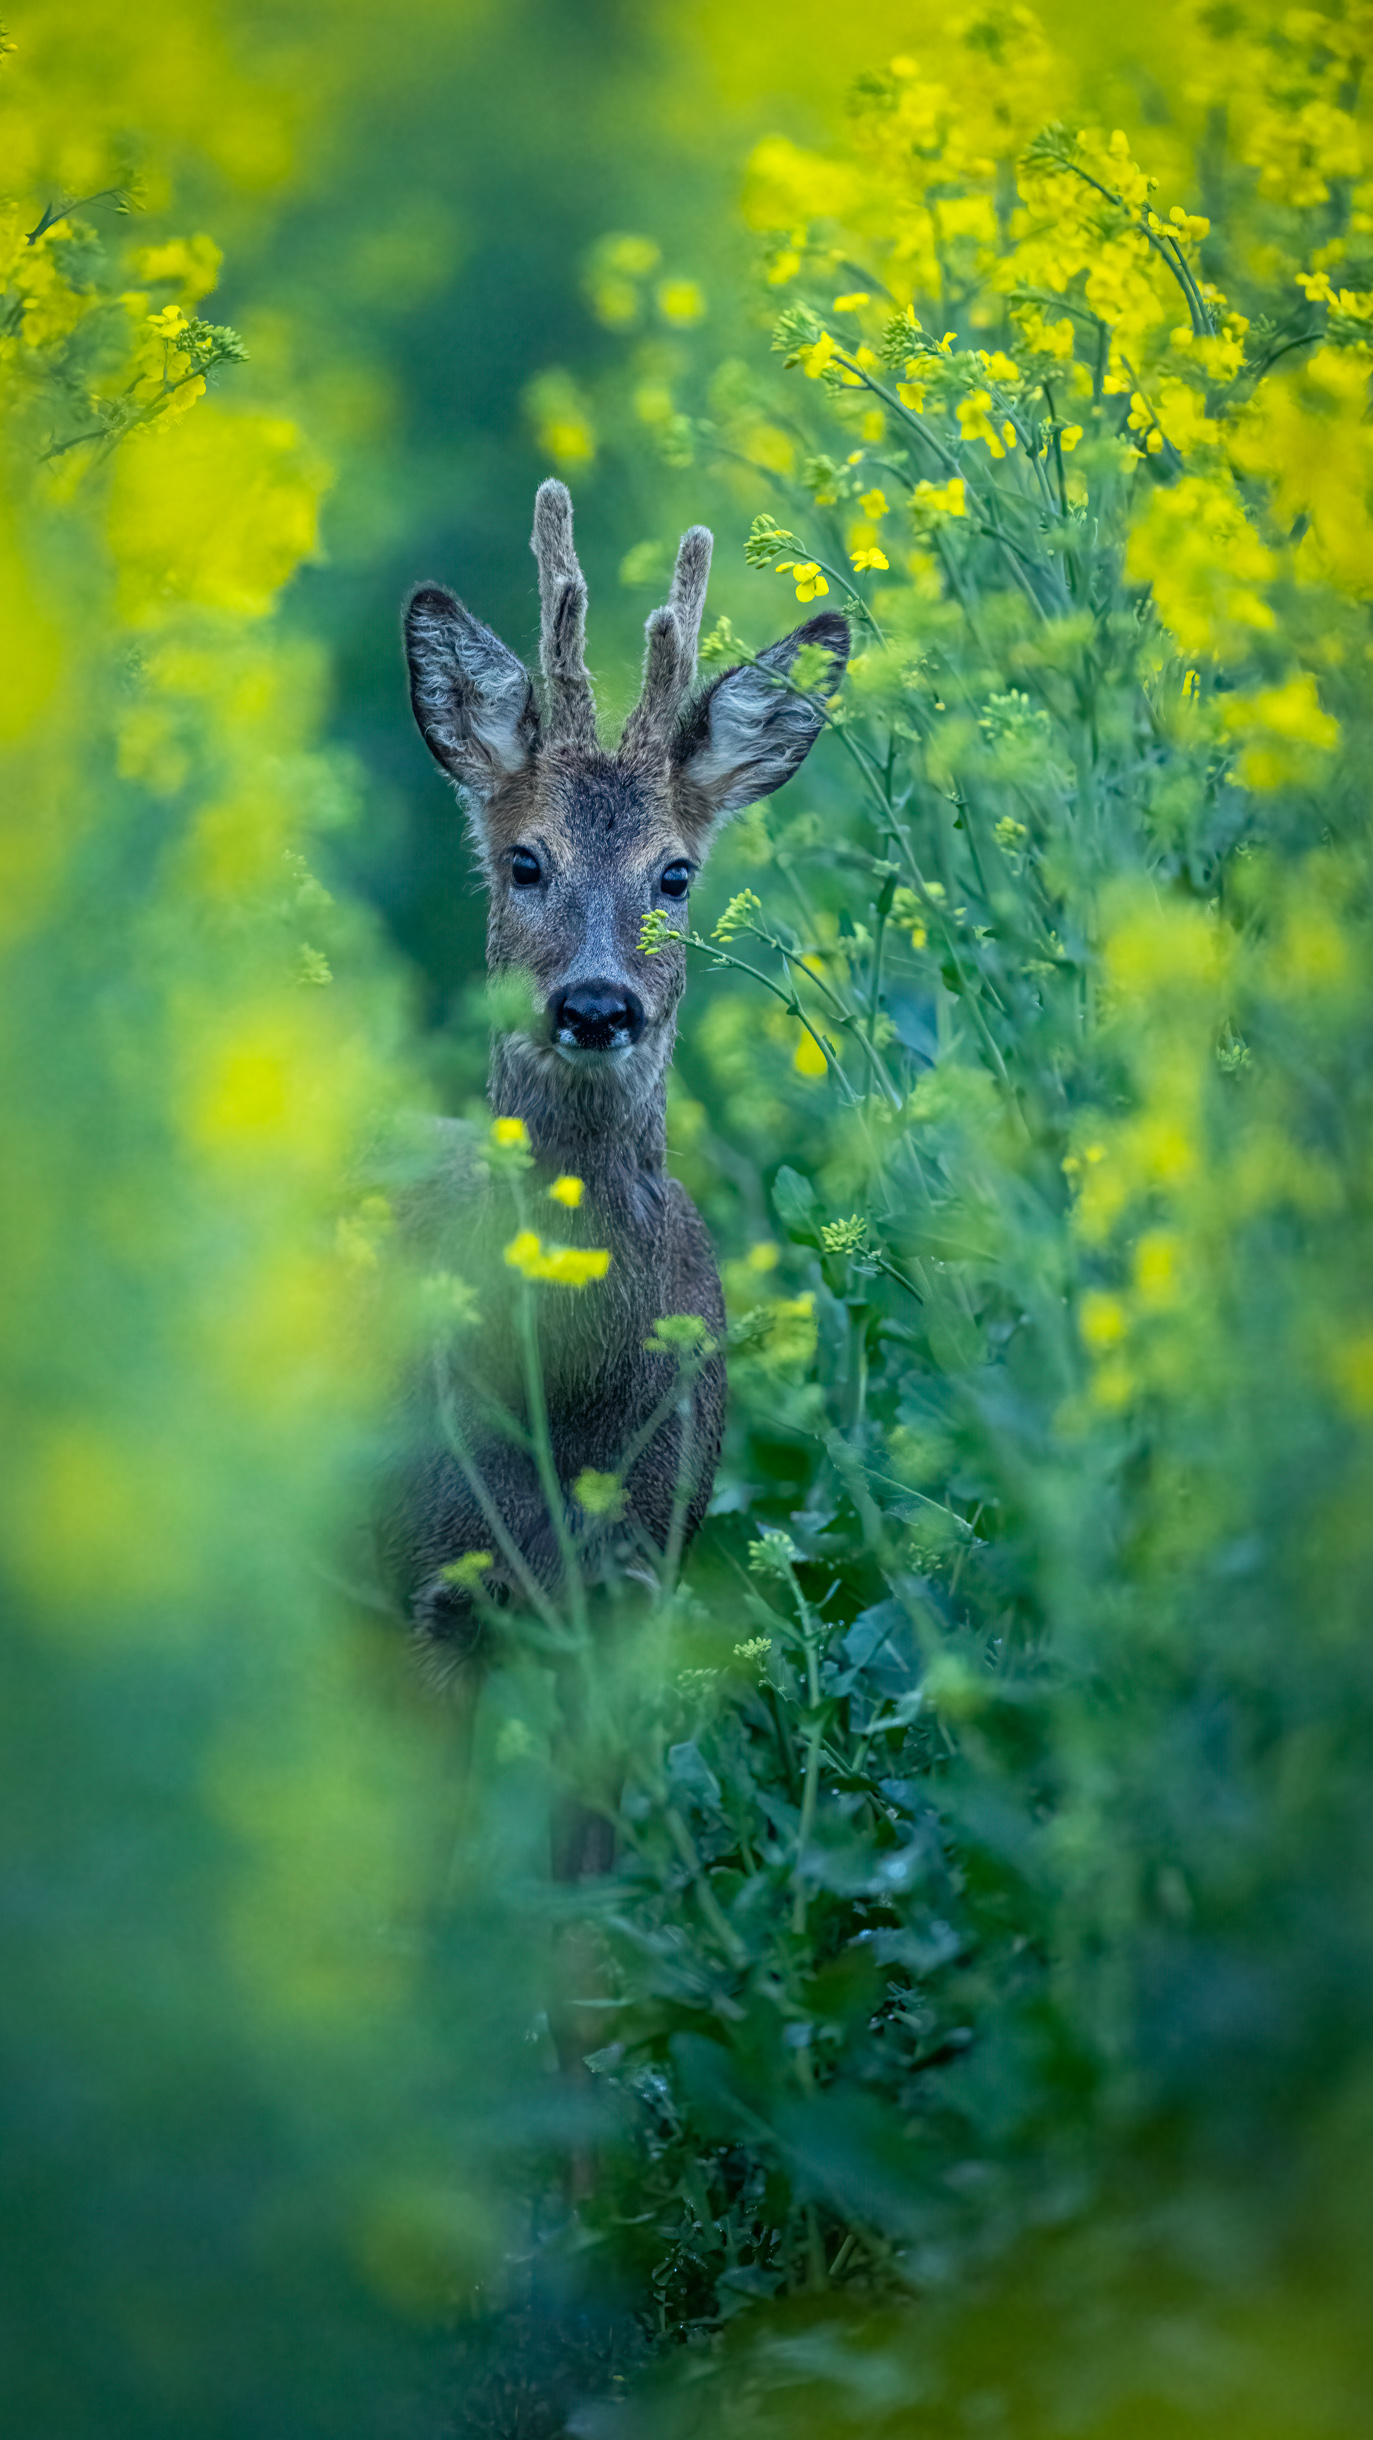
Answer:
404 481 848 1138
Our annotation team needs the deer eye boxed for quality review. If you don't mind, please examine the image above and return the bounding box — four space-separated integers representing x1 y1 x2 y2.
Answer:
659 862 691 899
511 848 541 886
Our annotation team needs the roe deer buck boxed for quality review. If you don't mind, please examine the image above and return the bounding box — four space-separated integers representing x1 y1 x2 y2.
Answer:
386 481 848 1676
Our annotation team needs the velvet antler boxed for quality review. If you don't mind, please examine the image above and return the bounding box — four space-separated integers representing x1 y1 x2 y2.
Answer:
619 524 714 770
531 478 597 748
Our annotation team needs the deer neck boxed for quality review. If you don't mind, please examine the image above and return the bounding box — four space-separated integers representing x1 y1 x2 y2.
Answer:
487 1026 671 1190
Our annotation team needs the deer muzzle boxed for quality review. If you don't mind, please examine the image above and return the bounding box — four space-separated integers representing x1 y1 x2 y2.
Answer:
549 979 646 1058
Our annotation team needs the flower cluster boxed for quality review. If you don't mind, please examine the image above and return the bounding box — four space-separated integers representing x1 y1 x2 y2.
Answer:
503 1230 610 1288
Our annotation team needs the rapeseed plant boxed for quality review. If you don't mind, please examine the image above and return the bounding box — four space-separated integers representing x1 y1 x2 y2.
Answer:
521 5 1373 2424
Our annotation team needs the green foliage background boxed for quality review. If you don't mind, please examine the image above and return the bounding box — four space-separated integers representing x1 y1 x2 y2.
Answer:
3 4 1373 2436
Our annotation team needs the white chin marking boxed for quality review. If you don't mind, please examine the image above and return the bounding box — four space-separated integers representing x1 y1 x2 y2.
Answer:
554 1041 636 1068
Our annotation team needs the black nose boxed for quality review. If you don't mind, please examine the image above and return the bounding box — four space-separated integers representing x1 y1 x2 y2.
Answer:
550 979 645 1052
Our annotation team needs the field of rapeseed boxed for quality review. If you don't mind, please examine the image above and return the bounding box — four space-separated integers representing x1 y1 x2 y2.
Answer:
4 4 1373 2435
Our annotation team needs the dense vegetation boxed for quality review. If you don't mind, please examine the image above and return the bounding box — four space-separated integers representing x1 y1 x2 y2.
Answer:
3 5 1373 2435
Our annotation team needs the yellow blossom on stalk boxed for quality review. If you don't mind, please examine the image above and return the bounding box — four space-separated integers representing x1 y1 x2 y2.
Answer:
1013 306 1074 358
1127 475 1276 657
799 330 836 380
485 1113 535 1172
1152 379 1213 458
1059 425 1083 452
775 559 829 601
912 477 966 518
539 1246 611 1287
957 388 1007 457
548 1173 584 1208
851 545 889 572
504 1231 610 1287
858 487 889 520
1126 393 1164 454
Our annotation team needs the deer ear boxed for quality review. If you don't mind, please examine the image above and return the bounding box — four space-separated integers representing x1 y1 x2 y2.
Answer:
404 584 539 802
673 610 849 824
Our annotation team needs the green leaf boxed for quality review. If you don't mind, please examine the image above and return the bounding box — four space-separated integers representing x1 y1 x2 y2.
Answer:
772 1164 822 1246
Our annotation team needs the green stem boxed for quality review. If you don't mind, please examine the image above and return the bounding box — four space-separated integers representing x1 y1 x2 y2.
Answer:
791 1717 823 1936
1060 159 1214 335
512 1266 588 1637
773 946 903 1108
658 1390 698 1602
431 1355 564 1631
664 1805 748 1967
692 935 859 1100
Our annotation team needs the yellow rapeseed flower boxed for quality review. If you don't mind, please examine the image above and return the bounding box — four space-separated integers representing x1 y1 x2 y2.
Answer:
912 477 967 518
775 560 829 601
503 1229 543 1276
957 389 1007 457
800 331 836 379
548 1173 584 1207
504 1231 610 1288
537 1245 611 1287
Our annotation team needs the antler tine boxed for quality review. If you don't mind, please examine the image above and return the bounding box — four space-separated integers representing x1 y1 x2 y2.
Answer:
667 525 713 691
618 524 714 769
531 479 597 747
619 607 684 767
